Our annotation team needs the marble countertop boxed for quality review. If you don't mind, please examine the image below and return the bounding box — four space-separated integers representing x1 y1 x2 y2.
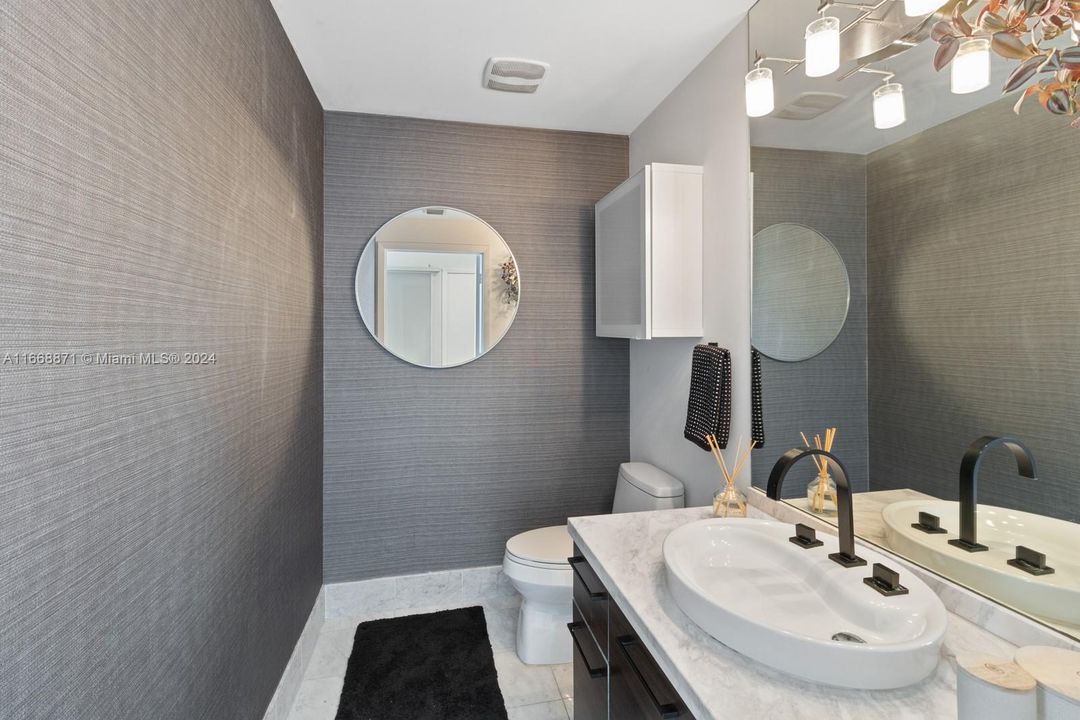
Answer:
568 505 1020 720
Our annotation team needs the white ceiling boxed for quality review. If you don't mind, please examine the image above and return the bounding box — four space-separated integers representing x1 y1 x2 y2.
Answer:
748 0 1019 154
270 0 757 135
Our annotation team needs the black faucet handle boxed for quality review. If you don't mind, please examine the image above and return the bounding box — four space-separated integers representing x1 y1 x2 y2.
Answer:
863 563 909 596
911 511 947 534
1007 546 1056 576
789 523 823 549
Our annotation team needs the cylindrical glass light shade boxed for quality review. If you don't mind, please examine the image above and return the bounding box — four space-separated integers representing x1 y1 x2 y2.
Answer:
805 17 841 77
745 67 774 118
904 0 942 16
951 38 991 94
873 82 906 129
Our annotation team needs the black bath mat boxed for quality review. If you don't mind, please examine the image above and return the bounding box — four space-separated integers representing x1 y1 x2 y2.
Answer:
334 606 509 720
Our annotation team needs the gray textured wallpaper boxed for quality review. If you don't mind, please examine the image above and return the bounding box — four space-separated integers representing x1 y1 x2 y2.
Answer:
0 2 323 719
867 97 1079 522
750 148 869 494
324 113 629 582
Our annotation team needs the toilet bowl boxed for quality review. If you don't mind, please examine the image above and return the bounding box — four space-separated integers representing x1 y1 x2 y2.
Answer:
503 462 685 664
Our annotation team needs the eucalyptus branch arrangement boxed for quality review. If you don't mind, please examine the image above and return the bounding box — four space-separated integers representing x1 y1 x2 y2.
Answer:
932 0 1080 124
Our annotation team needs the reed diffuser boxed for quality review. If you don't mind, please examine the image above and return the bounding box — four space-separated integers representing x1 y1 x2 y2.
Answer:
707 434 755 518
803 427 839 515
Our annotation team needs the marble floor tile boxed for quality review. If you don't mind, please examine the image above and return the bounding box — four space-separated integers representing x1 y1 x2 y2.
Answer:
494 651 563 708
551 662 573 700
563 696 573 718
287 676 343 720
507 699 571 720
304 618 357 680
484 604 520 653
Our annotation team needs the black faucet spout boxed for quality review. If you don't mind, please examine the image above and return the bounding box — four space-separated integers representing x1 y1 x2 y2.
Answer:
950 436 1038 552
767 447 865 568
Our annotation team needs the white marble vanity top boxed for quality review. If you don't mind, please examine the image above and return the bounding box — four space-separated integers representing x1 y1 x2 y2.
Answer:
568 505 1021 720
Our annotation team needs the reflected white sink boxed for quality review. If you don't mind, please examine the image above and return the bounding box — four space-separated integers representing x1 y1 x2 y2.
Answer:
883 499 1080 626
663 518 946 689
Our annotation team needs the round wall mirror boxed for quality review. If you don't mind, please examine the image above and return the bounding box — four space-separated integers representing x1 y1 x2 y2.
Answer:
752 223 849 362
355 207 521 368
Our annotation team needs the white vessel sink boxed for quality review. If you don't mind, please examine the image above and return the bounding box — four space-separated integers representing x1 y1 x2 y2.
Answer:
882 499 1080 626
663 518 947 689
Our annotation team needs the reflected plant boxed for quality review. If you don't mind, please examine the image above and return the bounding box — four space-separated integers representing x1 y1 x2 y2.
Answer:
499 257 519 305
931 0 1080 124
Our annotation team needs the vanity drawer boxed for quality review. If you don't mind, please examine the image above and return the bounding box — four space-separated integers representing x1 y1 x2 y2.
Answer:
570 603 608 720
570 546 609 655
610 599 695 720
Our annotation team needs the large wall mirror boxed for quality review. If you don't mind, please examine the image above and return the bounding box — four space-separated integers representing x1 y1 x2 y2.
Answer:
748 0 1080 643
355 207 521 368
752 222 850 362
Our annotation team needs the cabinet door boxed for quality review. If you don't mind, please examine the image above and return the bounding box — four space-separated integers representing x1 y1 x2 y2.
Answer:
570 604 608 720
609 600 696 720
595 166 650 339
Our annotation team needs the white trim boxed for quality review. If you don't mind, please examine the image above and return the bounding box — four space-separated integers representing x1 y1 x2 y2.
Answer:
261 587 326 720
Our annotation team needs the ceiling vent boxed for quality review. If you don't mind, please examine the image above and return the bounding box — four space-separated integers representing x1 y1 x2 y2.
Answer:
773 92 847 120
483 57 549 94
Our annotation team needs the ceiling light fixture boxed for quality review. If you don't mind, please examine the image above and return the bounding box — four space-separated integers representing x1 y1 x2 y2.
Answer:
805 16 841 77
904 0 942 17
872 80 906 129
745 66 775 118
950 37 991 94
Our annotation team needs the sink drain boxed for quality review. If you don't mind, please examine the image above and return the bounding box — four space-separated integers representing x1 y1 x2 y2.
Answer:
831 632 867 644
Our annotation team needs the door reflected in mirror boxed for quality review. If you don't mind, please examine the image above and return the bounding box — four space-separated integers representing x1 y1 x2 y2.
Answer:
355 207 520 368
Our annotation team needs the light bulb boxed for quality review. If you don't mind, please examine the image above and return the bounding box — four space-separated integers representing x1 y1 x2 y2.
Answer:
951 38 991 94
904 0 942 16
805 17 841 77
873 82 905 129
745 67 774 118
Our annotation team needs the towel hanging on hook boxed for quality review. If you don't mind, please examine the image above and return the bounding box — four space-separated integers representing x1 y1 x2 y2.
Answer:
684 344 731 451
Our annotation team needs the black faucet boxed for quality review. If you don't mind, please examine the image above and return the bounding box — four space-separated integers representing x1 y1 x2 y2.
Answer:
949 436 1038 552
767 447 865 568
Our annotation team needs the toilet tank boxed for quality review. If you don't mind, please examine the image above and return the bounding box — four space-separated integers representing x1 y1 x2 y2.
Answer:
612 462 685 513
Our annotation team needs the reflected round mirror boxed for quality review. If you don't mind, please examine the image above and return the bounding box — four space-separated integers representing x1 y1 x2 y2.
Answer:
355 207 521 368
752 223 849 362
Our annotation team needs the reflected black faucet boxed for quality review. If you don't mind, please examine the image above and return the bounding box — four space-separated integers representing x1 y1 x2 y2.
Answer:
767 447 866 568
949 436 1038 552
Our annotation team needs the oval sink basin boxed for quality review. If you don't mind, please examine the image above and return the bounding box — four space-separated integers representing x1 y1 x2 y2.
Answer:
882 499 1080 626
664 518 947 689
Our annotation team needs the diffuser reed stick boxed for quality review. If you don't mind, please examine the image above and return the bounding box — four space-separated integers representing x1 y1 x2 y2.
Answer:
801 426 839 514
707 434 756 518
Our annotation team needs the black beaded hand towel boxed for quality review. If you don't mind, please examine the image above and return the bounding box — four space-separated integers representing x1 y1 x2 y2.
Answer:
684 344 732 451
751 348 766 447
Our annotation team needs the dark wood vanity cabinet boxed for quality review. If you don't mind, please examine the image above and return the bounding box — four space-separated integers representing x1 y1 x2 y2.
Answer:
570 546 696 720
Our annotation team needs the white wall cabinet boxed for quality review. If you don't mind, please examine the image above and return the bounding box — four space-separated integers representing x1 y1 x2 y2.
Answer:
595 163 703 339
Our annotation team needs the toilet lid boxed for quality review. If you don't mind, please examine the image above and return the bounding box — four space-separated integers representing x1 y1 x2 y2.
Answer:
506 525 572 567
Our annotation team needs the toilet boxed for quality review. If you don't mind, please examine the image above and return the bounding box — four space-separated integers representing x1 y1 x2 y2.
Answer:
502 462 685 664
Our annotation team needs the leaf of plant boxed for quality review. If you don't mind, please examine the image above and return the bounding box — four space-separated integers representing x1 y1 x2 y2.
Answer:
1061 45 1080 65
932 20 958 41
979 11 1007 32
1003 54 1047 91
934 37 960 70
954 7 973 35
1025 0 1049 14
1046 87 1074 113
992 31 1037 59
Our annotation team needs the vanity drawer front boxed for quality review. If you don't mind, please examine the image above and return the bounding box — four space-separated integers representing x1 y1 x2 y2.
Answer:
570 603 608 720
610 600 695 720
571 546 609 655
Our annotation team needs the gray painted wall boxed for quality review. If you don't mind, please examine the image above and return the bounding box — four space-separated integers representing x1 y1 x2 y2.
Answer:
0 2 323 719
324 112 629 582
867 97 1079 522
750 148 869 495
628 21 754 506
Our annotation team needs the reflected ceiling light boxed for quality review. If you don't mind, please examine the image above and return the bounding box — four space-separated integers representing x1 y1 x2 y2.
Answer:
745 66 775 117
873 82 906 129
951 38 991 94
904 0 942 16
805 16 841 77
